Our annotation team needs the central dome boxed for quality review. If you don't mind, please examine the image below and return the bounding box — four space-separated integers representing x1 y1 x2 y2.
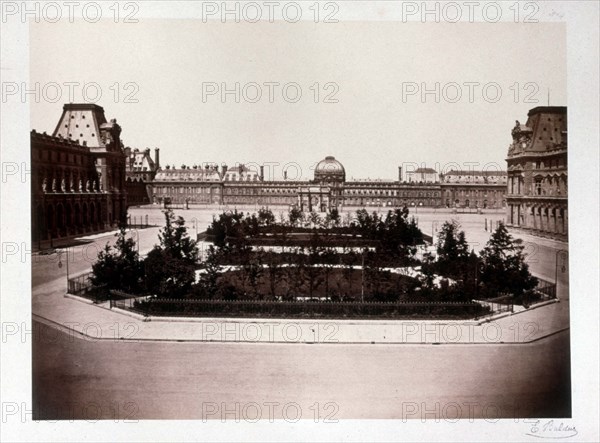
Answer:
314 156 346 183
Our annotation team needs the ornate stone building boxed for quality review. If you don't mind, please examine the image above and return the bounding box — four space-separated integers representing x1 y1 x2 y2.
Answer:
506 106 568 240
124 147 160 206
151 156 449 211
31 104 127 247
405 167 439 183
439 170 507 209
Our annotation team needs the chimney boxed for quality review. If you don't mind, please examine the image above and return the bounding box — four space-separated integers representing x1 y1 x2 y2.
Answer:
154 148 160 169
398 166 402 182
260 165 264 181
284 169 288 180
222 164 228 177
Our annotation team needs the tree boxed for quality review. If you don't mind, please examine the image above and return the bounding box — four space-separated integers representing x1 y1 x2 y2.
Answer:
157 209 199 263
91 225 143 293
265 250 285 300
288 206 303 227
479 222 538 298
207 210 249 249
327 208 341 227
242 248 264 299
364 249 389 300
308 211 321 228
340 249 358 299
321 247 339 299
354 209 379 237
285 248 306 300
195 245 222 299
305 237 324 298
434 220 470 280
257 207 275 227
379 207 422 261
419 252 437 291
436 220 469 262
143 210 199 298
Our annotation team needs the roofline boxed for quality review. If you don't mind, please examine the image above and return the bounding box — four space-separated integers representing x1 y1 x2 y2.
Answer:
62 103 106 112
527 106 567 117
442 170 506 175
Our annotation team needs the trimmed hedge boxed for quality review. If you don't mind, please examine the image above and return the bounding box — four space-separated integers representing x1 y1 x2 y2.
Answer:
133 298 490 319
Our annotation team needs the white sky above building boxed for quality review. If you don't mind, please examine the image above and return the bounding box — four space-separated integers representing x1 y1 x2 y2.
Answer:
30 19 566 180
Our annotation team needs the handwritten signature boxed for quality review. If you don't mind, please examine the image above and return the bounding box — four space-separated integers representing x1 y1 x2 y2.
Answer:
526 420 578 439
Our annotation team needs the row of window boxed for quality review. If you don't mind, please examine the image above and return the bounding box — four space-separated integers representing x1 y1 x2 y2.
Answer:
155 187 218 194
444 176 506 183
343 190 442 197
224 174 260 181
532 158 566 169
35 149 89 166
446 190 499 197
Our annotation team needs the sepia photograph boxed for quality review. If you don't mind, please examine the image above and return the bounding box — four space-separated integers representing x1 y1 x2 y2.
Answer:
1 1 598 441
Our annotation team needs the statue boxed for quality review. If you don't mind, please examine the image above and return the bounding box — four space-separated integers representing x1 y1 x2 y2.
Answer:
42 178 47 193
51 178 56 192
79 180 83 192
60 178 66 192
85 180 90 192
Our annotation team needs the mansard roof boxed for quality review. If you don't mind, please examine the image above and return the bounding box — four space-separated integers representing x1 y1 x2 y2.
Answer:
53 103 122 152
412 167 438 174
508 106 567 158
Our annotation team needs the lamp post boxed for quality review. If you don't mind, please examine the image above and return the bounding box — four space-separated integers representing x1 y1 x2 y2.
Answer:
66 247 70 282
58 247 70 290
554 249 568 298
361 248 365 303
431 221 438 246
472 249 479 299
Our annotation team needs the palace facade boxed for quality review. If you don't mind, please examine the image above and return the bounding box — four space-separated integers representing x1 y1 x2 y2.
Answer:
440 170 507 209
506 106 568 240
124 147 160 206
31 104 127 247
31 103 518 251
151 156 506 212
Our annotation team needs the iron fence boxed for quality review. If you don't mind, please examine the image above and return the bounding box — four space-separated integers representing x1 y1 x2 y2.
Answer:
67 272 109 303
67 272 94 295
480 293 514 315
123 297 489 319
535 278 557 299
126 214 156 229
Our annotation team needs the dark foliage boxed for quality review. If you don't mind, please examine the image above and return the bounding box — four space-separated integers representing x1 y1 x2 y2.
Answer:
91 225 144 293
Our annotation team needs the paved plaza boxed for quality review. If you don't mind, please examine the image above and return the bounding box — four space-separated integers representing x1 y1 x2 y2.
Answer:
30 207 572 419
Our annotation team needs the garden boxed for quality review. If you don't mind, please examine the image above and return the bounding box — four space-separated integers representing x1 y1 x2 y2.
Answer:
87 206 546 319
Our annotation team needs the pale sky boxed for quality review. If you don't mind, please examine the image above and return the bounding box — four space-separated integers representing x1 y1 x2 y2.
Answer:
30 19 566 180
